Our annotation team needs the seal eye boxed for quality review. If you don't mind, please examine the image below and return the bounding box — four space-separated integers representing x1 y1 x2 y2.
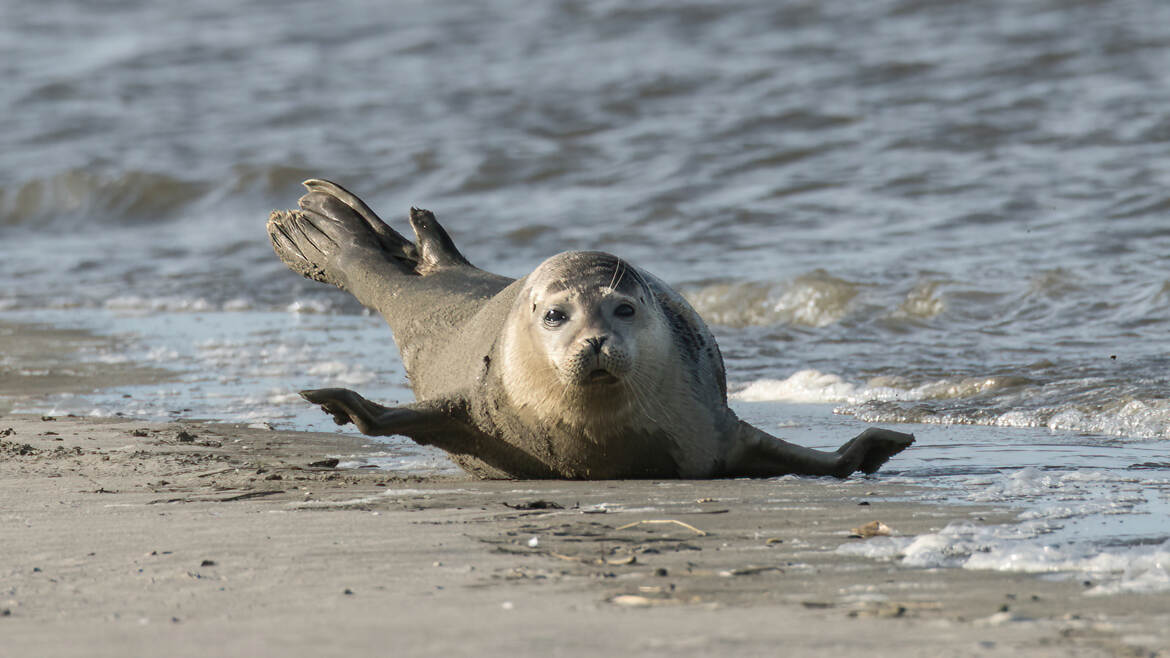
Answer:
543 309 568 328
614 303 635 318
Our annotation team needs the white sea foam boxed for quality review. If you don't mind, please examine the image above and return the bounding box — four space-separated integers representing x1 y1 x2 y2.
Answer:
839 521 1170 594
307 361 376 386
1035 399 1170 440
735 370 860 403
93 352 133 364
105 296 215 312
145 346 181 362
285 299 334 314
735 369 1170 440
838 466 1170 594
733 369 1023 404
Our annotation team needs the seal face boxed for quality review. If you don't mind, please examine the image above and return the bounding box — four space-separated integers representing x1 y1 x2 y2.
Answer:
500 252 674 432
268 179 914 479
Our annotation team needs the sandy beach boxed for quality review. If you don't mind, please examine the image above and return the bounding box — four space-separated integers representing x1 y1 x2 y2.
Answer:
2 410 1166 657
6 1 1170 655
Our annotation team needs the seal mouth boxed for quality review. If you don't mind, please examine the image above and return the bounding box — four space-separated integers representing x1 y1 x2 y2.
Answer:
586 369 620 385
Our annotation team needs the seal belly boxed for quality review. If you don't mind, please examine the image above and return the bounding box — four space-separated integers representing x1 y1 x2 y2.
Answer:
550 429 682 480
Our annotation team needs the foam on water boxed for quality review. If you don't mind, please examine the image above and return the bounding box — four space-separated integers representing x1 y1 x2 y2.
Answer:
837 464 1170 595
735 369 1170 440
840 524 1170 596
5 307 413 431
721 398 1170 595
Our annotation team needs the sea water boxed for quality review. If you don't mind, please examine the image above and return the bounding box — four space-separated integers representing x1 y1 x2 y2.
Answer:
2 0 1169 594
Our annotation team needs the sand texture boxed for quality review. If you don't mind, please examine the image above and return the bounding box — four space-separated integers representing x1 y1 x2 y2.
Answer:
2 414 1167 657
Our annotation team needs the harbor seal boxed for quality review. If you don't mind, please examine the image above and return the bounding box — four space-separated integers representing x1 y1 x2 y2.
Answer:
267 179 913 479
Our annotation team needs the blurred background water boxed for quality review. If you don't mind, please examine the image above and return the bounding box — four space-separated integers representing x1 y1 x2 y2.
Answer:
2 0 1169 593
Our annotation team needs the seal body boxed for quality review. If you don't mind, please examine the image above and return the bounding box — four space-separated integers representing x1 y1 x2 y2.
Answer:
268 180 913 479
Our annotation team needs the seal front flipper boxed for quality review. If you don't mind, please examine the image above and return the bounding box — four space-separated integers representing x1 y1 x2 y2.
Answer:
721 421 914 478
300 388 558 479
300 388 466 438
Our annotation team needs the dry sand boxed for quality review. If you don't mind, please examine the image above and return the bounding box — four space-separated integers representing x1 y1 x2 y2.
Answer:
2 412 1167 657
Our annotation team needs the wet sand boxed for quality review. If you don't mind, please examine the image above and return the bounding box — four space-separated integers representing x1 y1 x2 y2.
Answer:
0 321 172 413
2 412 1167 657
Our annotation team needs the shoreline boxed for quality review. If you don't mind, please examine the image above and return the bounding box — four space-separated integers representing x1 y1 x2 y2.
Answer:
0 319 174 415
2 413 1167 656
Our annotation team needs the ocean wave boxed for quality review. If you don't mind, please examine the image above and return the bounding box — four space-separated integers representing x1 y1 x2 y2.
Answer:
97 295 341 315
733 369 1028 404
105 296 216 313
684 272 860 328
0 169 207 226
682 267 1168 341
228 163 321 197
683 272 947 328
842 398 1170 441
734 369 1170 440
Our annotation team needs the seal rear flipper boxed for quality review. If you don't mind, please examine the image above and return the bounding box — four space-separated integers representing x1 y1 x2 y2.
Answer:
268 182 419 292
269 179 498 289
267 208 348 286
834 427 916 474
408 207 472 274
720 420 913 478
300 179 419 264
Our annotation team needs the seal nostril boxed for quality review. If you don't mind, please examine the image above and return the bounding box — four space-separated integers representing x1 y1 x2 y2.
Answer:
585 336 607 354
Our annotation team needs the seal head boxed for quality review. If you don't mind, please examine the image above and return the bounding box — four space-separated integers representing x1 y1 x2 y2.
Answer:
501 251 676 433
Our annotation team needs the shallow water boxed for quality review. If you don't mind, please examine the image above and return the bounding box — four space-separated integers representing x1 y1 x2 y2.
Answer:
3 0 1169 593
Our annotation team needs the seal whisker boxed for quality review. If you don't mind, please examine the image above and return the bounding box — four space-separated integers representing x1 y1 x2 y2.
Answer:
615 262 628 292
607 259 622 292
631 373 671 427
